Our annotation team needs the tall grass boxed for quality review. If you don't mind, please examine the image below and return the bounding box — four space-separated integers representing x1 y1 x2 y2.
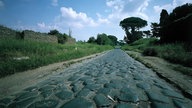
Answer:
122 38 192 67
0 39 112 77
155 43 192 67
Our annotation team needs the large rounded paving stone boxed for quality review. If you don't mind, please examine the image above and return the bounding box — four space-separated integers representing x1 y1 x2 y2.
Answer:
61 97 94 108
28 100 58 108
136 82 151 90
117 93 139 103
104 83 123 89
68 75 81 81
55 90 73 100
97 88 111 94
93 94 112 107
162 89 184 99
76 89 91 97
83 79 95 86
146 91 170 103
85 84 101 91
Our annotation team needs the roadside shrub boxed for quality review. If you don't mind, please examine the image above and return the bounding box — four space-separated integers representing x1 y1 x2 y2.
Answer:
142 47 158 56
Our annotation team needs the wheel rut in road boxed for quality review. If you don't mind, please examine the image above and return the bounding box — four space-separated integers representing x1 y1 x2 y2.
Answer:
0 49 192 108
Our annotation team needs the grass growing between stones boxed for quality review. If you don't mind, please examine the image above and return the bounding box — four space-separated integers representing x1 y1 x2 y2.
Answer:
0 38 113 78
122 38 192 76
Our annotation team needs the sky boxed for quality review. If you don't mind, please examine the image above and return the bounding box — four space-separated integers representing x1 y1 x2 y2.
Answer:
0 0 191 41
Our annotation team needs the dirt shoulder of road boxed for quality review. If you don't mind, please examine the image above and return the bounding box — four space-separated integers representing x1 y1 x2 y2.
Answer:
126 51 192 98
0 51 108 99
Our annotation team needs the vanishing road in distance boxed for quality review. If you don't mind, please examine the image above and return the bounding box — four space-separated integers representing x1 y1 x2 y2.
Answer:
0 49 192 108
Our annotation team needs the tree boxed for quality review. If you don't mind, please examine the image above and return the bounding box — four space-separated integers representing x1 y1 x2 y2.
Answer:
143 30 151 38
159 3 192 43
151 23 160 37
48 29 59 35
108 35 118 46
68 28 72 37
160 9 169 26
87 37 96 43
169 3 192 21
57 33 68 44
120 17 147 43
96 33 112 45
159 9 169 41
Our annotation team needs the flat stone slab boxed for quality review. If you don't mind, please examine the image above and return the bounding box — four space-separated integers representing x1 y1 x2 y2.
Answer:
61 97 94 108
117 93 139 103
97 88 111 94
162 89 184 99
93 94 112 107
85 84 101 91
55 90 73 100
136 82 151 90
76 89 91 97
146 91 170 103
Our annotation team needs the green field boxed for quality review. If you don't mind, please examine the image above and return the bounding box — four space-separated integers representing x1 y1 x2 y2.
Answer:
0 39 113 77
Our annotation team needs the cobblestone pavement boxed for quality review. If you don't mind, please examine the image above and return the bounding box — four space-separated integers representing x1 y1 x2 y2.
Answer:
1 49 192 108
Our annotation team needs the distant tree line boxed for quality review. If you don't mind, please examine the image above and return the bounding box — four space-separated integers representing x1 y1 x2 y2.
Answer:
87 33 118 46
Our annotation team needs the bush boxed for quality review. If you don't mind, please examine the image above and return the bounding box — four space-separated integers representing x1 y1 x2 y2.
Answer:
142 47 158 56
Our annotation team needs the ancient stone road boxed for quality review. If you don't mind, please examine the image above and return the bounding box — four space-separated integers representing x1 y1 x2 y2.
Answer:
0 49 192 108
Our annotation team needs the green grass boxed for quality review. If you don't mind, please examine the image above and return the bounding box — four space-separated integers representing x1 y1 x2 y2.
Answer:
121 38 158 52
122 38 192 75
0 39 113 77
154 43 192 67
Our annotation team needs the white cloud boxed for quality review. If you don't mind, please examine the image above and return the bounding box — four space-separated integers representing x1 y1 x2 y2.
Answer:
51 0 58 6
60 7 98 28
137 0 150 12
0 0 4 8
106 0 150 21
60 7 111 29
37 22 46 28
36 7 111 34
106 0 124 12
